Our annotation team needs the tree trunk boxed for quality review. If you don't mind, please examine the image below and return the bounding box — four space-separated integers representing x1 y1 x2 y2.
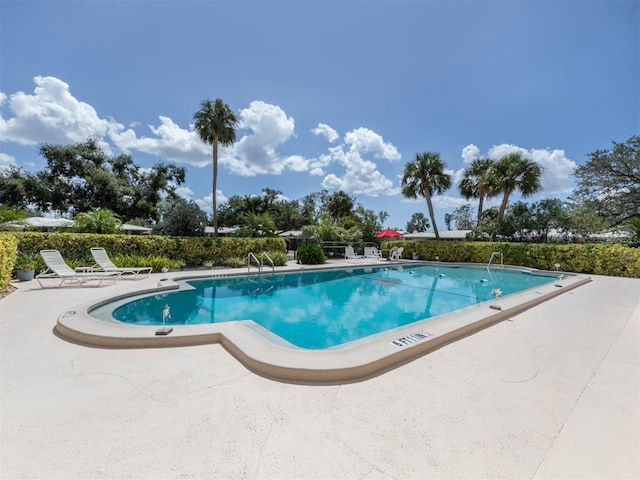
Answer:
424 189 440 240
477 192 485 225
212 140 218 237
497 190 510 223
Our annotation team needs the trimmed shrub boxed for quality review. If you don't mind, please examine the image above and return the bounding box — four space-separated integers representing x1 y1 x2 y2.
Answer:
223 257 247 268
0 234 18 292
296 244 327 265
384 240 640 277
9 232 286 268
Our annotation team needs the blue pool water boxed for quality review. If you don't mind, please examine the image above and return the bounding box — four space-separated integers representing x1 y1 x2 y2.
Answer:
92 265 558 349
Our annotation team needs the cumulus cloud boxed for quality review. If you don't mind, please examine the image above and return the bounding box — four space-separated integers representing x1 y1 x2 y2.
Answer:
0 152 17 169
226 101 313 176
0 76 116 148
312 123 339 143
174 185 195 199
486 143 577 195
195 189 228 214
111 116 210 167
457 143 577 196
529 148 577 195
0 77 316 176
318 128 401 197
461 144 480 165
0 76 402 200
344 128 401 161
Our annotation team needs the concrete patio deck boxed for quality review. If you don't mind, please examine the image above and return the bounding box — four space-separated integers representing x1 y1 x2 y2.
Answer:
1 261 638 479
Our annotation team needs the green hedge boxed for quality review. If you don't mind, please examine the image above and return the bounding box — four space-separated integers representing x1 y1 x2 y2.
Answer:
0 233 18 292
384 240 640 278
10 232 287 268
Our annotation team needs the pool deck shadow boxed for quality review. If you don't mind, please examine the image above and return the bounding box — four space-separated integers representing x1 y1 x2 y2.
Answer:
1 259 638 479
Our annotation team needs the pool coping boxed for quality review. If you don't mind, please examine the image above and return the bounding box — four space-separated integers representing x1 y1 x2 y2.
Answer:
54 262 592 384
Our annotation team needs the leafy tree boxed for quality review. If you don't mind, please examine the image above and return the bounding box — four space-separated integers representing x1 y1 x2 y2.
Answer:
153 198 207 236
563 203 608 241
5 139 186 222
573 135 640 227
0 167 43 208
217 194 245 227
235 212 277 238
37 139 129 215
472 198 569 242
324 190 355 223
451 204 474 230
528 198 568 242
401 151 452 240
406 212 430 233
240 195 266 215
74 208 122 234
498 201 533 240
343 204 382 242
193 98 238 236
128 162 186 222
300 191 325 225
485 152 543 223
0 205 27 227
272 199 306 231
619 217 640 247
469 208 500 240
260 188 283 215
459 157 495 223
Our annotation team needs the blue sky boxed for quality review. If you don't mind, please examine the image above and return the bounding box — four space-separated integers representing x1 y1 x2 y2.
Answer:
1 0 638 231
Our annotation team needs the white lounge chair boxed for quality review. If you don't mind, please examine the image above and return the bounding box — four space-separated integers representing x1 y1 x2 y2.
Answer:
390 246 404 261
345 245 363 263
37 250 120 288
90 247 152 279
364 246 383 261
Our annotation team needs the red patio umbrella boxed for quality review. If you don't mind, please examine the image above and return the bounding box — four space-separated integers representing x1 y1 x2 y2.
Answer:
374 227 403 238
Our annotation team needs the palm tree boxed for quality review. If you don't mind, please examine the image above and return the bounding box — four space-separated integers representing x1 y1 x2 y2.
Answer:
486 152 543 223
459 157 495 225
75 207 121 234
401 152 452 240
193 99 238 236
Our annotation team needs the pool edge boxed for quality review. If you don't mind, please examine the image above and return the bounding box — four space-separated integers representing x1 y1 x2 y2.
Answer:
54 269 592 385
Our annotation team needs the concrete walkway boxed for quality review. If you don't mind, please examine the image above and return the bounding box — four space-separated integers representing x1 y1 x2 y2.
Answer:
1 265 638 479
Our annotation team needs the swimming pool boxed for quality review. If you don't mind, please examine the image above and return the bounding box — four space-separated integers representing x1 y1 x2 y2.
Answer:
90 264 560 349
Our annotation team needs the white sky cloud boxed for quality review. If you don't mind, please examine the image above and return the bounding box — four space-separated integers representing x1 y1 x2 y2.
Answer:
344 128 401 161
312 123 339 143
195 189 228 215
319 128 401 197
461 144 480 165
0 76 115 150
0 76 579 222
224 101 314 176
0 152 17 168
111 116 210 167
460 143 577 196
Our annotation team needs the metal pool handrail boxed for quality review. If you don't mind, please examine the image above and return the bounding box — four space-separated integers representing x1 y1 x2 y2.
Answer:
261 252 275 276
248 252 261 274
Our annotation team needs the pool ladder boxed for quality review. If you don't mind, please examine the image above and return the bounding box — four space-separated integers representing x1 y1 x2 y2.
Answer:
487 251 504 270
248 251 275 276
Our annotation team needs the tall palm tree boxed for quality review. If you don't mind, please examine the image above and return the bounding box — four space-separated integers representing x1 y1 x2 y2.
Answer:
193 99 238 236
401 151 452 240
486 152 543 223
459 157 495 225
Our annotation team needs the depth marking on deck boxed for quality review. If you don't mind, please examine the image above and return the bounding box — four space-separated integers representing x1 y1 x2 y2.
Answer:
390 331 434 347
